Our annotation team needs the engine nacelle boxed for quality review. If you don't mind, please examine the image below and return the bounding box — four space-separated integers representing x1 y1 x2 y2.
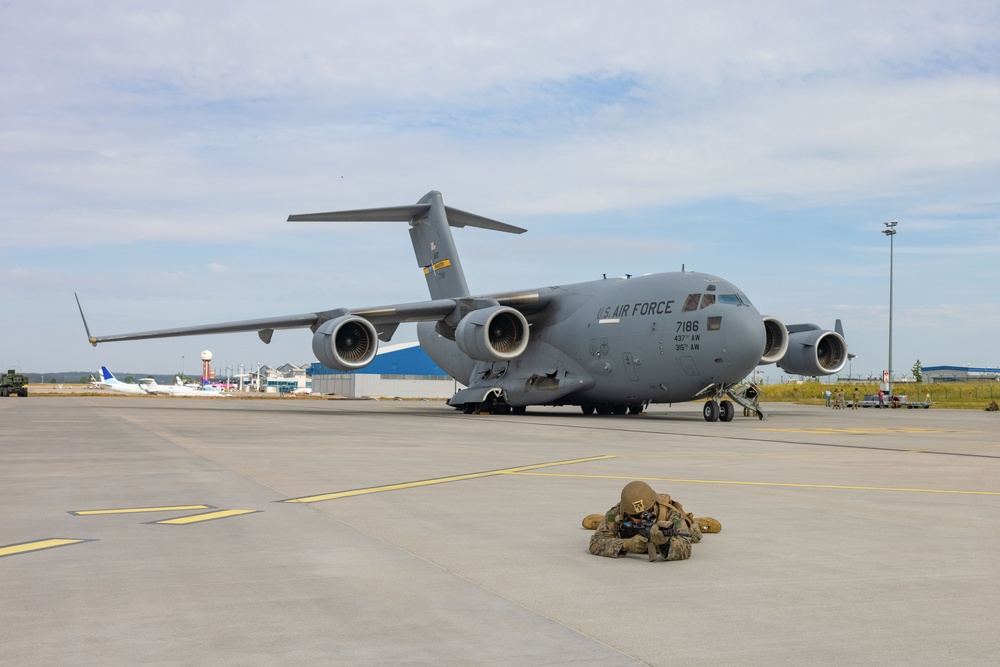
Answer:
777 329 848 376
455 306 529 362
759 316 789 365
311 315 379 371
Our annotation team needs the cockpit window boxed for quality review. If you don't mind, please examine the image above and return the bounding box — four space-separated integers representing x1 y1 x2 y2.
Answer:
699 293 716 309
738 292 752 306
682 293 701 312
718 294 740 306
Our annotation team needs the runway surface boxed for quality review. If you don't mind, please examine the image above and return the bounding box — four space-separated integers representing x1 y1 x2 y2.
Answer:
3 396 999 665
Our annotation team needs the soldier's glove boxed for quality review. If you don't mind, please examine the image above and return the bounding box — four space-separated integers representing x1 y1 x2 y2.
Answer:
649 521 673 546
622 535 649 554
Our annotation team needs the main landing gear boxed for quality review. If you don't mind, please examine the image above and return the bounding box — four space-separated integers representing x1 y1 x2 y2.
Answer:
702 399 735 423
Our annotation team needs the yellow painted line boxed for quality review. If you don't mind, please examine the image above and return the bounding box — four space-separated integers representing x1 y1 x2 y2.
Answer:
70 505 213 516
508 471 1000 497
283 455 617 503
153 509 260 525
0 538 93 558
756 427 962 434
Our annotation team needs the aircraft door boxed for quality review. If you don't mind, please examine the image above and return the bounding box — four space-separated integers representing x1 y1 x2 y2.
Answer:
622 353 639 381
680 356 700 377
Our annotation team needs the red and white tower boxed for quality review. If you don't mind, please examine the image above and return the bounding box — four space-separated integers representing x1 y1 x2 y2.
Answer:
201 350 214 383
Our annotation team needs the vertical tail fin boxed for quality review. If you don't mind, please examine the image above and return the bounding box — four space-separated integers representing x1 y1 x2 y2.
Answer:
287 191 526 301
409 191 471 299
101 366 115 382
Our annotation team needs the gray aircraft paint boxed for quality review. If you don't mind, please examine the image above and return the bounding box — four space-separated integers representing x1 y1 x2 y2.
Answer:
77 191 848 421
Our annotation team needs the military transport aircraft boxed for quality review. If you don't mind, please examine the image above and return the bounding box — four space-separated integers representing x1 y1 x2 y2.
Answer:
76 191 848 422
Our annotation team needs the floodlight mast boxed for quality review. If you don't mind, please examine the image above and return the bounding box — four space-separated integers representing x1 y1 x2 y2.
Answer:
882 221 898 399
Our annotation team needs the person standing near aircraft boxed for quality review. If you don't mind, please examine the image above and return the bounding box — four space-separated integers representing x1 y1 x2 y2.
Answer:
586 481 720 561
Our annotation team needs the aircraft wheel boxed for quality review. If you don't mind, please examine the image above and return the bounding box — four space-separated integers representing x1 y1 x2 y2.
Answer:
612 404 628 415
462 402 477 414
596 404 613 415
581 404 595 415
512 406 527 415
627 403 643 415
703 400 720 422
719 400 735 422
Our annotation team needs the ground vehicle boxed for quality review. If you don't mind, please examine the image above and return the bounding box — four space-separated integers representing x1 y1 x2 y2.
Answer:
852 393 931 409
1 369 28 397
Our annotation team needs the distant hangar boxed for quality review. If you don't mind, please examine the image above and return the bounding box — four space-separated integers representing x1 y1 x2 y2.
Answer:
921 365 1000 383
310 342 461 399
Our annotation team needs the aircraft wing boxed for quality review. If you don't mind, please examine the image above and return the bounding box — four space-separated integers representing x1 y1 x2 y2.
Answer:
76 292 459 347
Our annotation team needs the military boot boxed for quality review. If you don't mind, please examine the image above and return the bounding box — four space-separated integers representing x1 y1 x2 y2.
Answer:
581 514 603 530
696 517 722 533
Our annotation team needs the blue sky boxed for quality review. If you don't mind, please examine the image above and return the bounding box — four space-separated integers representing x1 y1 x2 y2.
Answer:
2 1 999 380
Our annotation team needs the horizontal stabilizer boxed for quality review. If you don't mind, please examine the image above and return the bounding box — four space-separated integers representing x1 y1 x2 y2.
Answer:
288 197 526 234
288 205 425 223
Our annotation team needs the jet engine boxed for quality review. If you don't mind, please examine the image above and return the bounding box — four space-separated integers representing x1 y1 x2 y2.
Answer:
455 306 529 362
759 316 789 365
776 327 848 376
311 315 378 371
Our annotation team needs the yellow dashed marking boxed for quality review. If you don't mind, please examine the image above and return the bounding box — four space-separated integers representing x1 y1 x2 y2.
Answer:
152 509 260 525
282 455 617 503
0 538 93 558
508 471 1000 496
70 505 213 516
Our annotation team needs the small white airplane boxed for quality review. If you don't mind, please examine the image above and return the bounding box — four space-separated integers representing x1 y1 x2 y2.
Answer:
139 376 228 397
96 366 146 395
195 380 228 397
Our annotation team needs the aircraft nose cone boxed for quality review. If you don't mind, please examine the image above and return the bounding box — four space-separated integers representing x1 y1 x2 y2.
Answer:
723 307 766 379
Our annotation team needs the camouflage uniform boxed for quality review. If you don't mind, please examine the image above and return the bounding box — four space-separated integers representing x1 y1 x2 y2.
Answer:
589 493 701 561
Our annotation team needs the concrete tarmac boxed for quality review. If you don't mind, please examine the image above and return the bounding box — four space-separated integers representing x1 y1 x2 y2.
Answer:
2 396 999 665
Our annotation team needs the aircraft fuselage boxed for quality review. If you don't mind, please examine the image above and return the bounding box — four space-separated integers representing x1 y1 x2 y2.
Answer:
419 271 765 409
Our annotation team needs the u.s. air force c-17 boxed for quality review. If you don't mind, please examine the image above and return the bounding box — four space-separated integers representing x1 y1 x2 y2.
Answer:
76 191 848 422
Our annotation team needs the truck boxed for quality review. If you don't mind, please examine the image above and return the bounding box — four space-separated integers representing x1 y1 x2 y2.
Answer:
1 369 28 397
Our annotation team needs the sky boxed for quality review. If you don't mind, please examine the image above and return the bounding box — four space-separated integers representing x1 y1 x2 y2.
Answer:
2 1 999 381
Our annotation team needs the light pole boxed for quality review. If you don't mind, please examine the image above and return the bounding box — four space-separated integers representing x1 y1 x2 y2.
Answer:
883 220 897 399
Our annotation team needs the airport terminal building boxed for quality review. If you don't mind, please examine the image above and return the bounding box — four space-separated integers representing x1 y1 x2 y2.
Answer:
309 342 461 399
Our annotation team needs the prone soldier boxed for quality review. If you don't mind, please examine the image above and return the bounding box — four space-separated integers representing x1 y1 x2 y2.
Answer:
584 481 720 561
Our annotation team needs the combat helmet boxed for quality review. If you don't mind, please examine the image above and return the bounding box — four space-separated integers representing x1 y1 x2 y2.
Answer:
620 481 657 516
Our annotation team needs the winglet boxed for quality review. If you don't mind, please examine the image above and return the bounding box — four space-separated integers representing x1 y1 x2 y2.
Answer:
74 293 98 346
